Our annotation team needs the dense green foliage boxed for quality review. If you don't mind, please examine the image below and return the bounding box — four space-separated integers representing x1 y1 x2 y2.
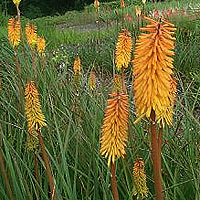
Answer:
1 0 119 18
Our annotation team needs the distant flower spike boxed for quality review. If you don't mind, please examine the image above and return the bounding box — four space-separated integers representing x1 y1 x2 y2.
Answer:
133 158 148 199
8 18 20 48
142 0 146 4
37 37 46 57
25 23 37 48
135 6 141 17
25 81 47 132
73 57 81 75
94 0 100 10
115 29 132 71
12 0 21 6
120 1 125 9
89 71 96 90
133 17 176 126
100 92 129 167
26 129 39 152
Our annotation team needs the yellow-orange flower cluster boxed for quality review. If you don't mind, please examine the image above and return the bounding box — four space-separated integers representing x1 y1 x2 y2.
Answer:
89 71 96 90
94 0 100 10
115 29 132 71
25 81 47 132
135 6 141 17
12 0 21 6
142 0 146 4
100 92 129 167
120 1 125 9
37 37 46 56
133 158 148 198
133 17 176 126
25 23 37 48
113 74 123 92
73 57 81 75
26 129 39 152
8 18 20 48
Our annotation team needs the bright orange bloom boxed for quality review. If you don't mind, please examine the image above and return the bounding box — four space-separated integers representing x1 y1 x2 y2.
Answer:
73 57 81 75
12 0 21 6
133 158 148 198
25 81 47 132
37 37 46 56
133 17 176 125
89 71 96 90
120 1 125 8
100 92 129 167
115 29 132 71
25 23 37 48
8 18 20 48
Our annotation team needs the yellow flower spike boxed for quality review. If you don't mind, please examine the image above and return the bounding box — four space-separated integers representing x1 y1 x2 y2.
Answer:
8 18 21 48
12 0 21 6
100 92 129 167
113 74 123 92
73 57 81 75
25 81 47 132
94 0 100 11
133 158 148 199
142 0 146 4
89 71 96 90
115 29 132 71
135 6 141 17
26 129 39 152
133 17 176 126
25 23 37 48
37 37 46 57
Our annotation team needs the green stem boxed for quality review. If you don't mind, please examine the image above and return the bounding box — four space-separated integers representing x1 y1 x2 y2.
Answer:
37 129 56 200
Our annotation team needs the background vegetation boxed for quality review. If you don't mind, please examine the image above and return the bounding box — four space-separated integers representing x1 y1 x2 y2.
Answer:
0 0 200 199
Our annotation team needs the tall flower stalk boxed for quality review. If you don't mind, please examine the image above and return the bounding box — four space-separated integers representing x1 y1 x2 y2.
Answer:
73 57 81 87
25 81 56 199
133 158 148 199
8 18 24 103
100 91 129 200
115 29 132 93
25 23 38 81
133 16 176 200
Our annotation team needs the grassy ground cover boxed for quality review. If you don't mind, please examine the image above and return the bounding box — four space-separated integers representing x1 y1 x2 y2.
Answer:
0 0 200 199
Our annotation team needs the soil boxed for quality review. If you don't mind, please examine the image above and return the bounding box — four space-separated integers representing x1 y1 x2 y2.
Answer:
57 22 108 32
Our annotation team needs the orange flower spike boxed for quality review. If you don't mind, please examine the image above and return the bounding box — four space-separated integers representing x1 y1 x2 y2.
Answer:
37 37 46 56
133 158 148 198
8 18 21 48
94 0 100 10
12 0 21 6
115 29 132 71
73 57 81 75
100 92 129 167
120 1 125 9
25 23 37 48
25 81 47 132
133 17 176 126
